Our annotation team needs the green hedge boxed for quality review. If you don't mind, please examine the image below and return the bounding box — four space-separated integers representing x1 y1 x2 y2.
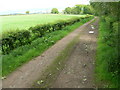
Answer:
1 16 93 54
96 16 119 87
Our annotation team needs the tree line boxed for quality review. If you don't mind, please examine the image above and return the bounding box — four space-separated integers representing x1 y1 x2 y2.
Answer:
51 4 93 14
26 4 93 15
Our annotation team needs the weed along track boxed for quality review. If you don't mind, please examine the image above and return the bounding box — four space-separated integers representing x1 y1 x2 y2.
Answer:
3 18 97 88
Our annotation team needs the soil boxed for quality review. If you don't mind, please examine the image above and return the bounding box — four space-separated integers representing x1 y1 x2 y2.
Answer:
51 17 99 88
2 17 99 88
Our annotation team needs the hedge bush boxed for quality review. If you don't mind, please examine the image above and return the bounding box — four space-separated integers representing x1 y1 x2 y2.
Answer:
1 16 93 54
96 16 119 87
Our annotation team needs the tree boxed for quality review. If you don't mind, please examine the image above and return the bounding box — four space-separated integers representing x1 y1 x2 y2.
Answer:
71 7 78 14
75 4 83 14
26 11 30 14
72 4 87 14
83 5 93 14
90 2 119 16
51 8 59 14
70 4 91 15
64 7 72 14
63 4 93 15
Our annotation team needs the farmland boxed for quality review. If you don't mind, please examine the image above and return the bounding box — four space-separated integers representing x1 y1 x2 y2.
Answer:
1 1 119 88
2 15 93 76
1 14 86 33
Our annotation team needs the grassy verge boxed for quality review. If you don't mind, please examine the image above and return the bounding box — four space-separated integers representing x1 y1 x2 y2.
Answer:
95 20 119 88
2 17 94 76
33 34 80 88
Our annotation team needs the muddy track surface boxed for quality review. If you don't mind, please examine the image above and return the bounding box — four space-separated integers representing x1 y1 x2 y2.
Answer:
51 18 99 88
3 17 98 88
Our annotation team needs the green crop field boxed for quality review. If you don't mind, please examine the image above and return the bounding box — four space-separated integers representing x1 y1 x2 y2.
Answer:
1 14 85 33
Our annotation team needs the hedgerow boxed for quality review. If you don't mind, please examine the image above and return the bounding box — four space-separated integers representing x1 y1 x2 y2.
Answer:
1 16 93 54
91 2 119 87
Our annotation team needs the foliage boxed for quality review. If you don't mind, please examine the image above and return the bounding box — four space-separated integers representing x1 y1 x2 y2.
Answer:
63 4 93 15
90 2 120 16
71 7 78 14
83 5 93 14
64 7 72 14
51 8 59 14
1 16 93 54
90 1 119 88
26 11 30 14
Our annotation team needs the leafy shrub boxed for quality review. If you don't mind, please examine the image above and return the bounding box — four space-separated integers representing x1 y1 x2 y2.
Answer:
96 17 119 87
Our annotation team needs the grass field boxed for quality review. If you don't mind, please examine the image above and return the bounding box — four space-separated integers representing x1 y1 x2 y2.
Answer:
1 14 85 33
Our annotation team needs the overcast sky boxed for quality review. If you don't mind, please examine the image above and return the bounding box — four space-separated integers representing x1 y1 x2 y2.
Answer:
0 0 90 14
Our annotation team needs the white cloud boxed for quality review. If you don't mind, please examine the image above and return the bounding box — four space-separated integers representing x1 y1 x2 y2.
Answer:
0 0 90 12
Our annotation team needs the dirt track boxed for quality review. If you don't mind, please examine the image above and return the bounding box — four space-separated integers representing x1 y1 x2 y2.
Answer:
3 17 98 88
52 18 99 88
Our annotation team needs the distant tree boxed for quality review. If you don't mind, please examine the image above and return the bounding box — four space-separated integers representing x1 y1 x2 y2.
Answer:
71 7 78 14
70 5 83 14
64 7 72 14
83 5 93 14
26 11 30 14
51 8 59 14
70 4 93 15
75 4 83 14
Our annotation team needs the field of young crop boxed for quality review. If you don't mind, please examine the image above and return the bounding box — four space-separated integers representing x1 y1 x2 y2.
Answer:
1 14 86 33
